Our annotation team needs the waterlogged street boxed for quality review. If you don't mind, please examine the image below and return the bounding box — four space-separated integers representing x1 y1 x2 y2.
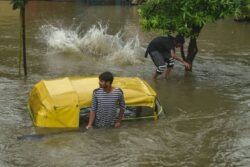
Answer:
0 1 250 166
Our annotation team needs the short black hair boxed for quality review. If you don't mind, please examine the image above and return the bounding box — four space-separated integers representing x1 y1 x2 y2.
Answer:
99 71 114 84
175 34 185 45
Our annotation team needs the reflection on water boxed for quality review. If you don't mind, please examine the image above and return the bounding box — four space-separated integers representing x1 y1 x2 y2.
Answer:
0 1 250 167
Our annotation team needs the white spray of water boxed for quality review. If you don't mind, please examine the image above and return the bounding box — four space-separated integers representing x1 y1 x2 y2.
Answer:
109 35 142 65
40 24 81 52
40 23 145 65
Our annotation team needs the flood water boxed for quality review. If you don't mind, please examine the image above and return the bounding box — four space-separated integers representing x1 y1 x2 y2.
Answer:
0 1 250 167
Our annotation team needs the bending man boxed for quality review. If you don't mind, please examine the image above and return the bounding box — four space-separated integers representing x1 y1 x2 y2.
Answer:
145 34 190 79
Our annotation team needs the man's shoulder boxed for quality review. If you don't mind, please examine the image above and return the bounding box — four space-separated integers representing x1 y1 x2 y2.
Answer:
152 36 166 41
152 36 173 43
114 87 124 94
93 88 102 93
154 35 172 40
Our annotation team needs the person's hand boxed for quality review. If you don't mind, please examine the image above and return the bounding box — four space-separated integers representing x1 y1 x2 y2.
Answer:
183 61 190 70
115 122 121 128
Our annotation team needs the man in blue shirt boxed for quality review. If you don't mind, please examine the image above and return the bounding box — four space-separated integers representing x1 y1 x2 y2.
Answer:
145 34 190 79
86 72 125 129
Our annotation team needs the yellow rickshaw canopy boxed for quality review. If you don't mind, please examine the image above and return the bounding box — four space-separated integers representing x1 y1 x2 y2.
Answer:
28 77 157 128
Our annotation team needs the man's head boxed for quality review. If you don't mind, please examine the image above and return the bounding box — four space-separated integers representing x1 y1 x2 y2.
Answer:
175 34 185 48
99 71 114 88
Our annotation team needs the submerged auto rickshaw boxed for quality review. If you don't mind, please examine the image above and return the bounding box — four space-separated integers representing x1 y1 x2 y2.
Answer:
28 77 164 128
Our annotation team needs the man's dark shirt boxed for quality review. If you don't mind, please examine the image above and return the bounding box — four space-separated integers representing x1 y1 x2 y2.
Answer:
145 36 175 58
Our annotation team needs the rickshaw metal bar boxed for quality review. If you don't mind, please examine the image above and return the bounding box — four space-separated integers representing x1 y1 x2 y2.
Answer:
123 115 155 120
27 105 35 124
122 105 164 121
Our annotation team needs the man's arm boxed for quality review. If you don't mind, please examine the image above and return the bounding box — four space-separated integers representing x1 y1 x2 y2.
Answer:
115 108 125 128
180 45 186 60
115 89 125 128
170 49 190 69
86 111 96 129
86 90 97 129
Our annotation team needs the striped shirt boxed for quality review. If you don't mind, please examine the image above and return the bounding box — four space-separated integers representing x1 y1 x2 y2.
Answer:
91 87 125 128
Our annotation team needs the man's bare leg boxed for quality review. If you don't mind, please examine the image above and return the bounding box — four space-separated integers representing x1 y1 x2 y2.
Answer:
153 71 160 80
165 68 172 79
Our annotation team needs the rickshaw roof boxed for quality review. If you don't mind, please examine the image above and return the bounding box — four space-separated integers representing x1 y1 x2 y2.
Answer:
70 77 157 108
30 76 158 108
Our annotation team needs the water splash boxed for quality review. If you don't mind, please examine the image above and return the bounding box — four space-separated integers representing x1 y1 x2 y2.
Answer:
40 24 81 52
40 23 145 65
108 35 143 65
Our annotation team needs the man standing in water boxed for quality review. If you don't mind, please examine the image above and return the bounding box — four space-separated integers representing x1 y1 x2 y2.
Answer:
86 72 125 129
145 34 190 80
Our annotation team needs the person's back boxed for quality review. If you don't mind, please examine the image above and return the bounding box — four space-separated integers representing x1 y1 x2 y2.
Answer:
147 36 175 53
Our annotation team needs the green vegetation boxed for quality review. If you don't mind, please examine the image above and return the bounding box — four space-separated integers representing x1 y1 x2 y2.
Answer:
235 0 250 21
138 0 239 70
10 0 27 9
10 0 28 76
